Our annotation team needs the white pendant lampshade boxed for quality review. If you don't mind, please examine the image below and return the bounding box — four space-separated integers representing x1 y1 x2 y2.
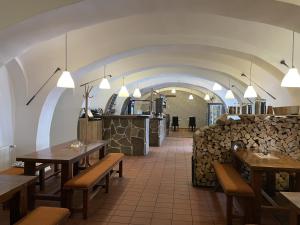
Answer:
188 94 194 100
133 88 142 98
225 90 235 99
281 31 300 87
57 33 75 88
244 61 257 98
281 67 300 87
118 85 129 97
171 88 176 94
204 94 210 101
213 83 222 91
57 70 75 88
99 77 111 89
244 85 257 98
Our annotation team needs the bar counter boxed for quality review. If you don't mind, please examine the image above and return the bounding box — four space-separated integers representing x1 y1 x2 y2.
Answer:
149 117 167 147
102 115 150 156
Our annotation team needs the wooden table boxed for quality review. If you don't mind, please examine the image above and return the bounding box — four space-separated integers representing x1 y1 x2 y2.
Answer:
280 192 300 225
233 150 300 223
0 175 36 225
17 140 108 207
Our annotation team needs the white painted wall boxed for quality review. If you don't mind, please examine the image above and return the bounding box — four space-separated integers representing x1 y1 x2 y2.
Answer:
0 66 14 147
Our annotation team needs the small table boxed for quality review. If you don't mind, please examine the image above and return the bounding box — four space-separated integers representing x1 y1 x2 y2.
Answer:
280 192 300 225
233 150 300 223
17 140 108 207
0 175 36 225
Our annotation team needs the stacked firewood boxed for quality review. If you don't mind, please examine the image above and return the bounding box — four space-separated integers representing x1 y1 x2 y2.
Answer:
193 115 300 188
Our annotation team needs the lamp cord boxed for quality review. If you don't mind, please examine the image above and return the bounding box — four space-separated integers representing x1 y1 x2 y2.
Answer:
292 31 295 68
249 61 253 85
65 33 68 71
104 65 106 78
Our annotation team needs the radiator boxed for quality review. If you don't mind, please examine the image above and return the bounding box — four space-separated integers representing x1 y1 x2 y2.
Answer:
0 145 16 170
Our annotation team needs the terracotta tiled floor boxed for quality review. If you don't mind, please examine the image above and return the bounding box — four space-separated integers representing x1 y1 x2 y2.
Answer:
64 136 281 225
0 136 283 225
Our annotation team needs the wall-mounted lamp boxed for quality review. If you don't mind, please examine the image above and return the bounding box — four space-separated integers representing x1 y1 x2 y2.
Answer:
26 67 61 106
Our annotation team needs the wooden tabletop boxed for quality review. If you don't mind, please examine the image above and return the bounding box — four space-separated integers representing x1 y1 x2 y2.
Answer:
0 175 36 202
17 140 108 164
281 192 300 210
234 150 300 171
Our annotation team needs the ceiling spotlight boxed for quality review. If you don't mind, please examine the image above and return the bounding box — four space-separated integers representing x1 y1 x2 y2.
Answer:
171 88 176 94
188 94 194 100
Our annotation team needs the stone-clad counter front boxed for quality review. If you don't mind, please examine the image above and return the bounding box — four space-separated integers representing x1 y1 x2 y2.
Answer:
149 117 167 147
102 115 149 156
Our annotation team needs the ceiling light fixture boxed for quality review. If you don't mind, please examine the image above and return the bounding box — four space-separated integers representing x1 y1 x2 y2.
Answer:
204 94 210 101
171 88 176 94
189 94 194 100
57 33 75 88
225 79 235 99
244 61 257 98
99 65 111 89
281 31 300 87
118 77 129 97
212 83 222 91
133 82 141 98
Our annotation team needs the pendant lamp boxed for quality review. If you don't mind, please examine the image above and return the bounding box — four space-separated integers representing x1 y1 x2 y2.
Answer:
189 94 194 100
225 79 235 99
204 94 210 101
57 33 75 88
118 77 129 97
281 31 300 87
244 61 257 98
212 83 222 91
133 83 141 98
99 65 111 89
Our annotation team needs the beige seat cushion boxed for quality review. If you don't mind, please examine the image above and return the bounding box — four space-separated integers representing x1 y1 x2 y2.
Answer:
0 167 24 175
64 153 124 189
16 207 70 225
213 161 254 197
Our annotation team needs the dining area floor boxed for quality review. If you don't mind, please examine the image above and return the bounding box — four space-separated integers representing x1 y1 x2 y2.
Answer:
0 136 283 225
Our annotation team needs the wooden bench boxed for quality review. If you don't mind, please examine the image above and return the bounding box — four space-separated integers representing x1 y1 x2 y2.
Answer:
15 206 70 225
213 161 255 225
63 153 124 219
0 163 59 191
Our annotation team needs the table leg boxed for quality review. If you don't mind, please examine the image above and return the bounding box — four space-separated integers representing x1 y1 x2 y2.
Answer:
61 162 72 207
20 185 28 217
23 161 36 210
250 169 263 224
295 172 300 191
265 171 276 197
99 146 105 159
289 209 298 225
9 192 20 225
232 154 242 172
73 161 79 176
